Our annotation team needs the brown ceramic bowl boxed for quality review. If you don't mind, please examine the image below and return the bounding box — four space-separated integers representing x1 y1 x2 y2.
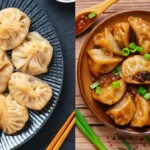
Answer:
78 10 150 136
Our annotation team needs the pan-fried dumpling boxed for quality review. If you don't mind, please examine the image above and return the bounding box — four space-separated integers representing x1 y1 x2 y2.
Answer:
87 49 123 78
130 94 150 127
121 55 150 84
128 16 150 54
93 79 126 105
0 50 13 93
0 94 28 134
12 32 53 75
8 72 52 110
94 22 130 56
94 28 122 56
0 8 30 50
106 93 136 125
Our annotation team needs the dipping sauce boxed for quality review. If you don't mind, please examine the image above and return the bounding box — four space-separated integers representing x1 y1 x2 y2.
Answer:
76 12 97 35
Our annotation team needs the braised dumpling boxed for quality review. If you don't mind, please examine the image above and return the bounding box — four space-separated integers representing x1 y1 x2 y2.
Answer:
8 72 52 110
93 79 126 105
121 55 150 84
0 50 13 93
87 49 123 78
12 32 53 75
94 28 122 56
94 22 130 55
130 94 150 127
0 8 30 50
106 93 136 125
0 94 28 134
128 16 150 54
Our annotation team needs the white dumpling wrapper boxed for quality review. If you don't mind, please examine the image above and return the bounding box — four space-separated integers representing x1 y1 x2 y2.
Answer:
8 72 53 110
0 8 30 50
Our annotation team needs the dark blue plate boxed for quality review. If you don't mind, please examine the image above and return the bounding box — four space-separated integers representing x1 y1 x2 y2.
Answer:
0 0 64 149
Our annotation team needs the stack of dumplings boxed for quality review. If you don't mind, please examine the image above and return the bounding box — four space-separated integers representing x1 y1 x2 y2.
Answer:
0 8 53 134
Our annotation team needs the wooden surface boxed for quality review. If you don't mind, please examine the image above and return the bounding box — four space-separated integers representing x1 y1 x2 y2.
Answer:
76 0 150 149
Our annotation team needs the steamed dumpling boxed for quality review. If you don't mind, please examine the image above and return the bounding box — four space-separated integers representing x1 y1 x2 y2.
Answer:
0 8 30 50
8 72 52 110
93 79 126 105
12 32 53 75
0 94 28 134
106 93 136 125
0 50 13 93
121 55 150 84
128 16 150 54
87 49 123 78
130 94 150 127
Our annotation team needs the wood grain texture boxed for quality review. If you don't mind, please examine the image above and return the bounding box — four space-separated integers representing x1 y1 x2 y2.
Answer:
76 0 150 149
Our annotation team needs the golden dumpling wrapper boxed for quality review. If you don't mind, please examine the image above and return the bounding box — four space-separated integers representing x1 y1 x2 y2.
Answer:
106 93 136 126
93 79 126 105
0 8 30 50
130 94 150 127
12 32 53 75
9 72 53 110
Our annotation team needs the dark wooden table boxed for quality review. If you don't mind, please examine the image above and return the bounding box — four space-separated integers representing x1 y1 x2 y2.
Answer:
76 0 150 149
17 0 75 150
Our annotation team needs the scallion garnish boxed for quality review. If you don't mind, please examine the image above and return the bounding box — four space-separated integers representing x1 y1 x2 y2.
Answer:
130 48 137 53
122 48 130 56
144 136 150 144
144 53 150 60
76 108 107 150
144 93 150 100
112 81 120 89
90 82 99 89
135 46 143 52
121 138 133 150
112 65 121 75
95 86 101 95
137 86 147 96
88 12 96 19
129 42 136 50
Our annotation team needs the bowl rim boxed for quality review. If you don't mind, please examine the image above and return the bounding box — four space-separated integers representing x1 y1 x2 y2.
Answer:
77 9 150 136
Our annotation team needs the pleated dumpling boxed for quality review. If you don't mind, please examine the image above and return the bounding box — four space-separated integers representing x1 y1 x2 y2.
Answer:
12 32 53 75
0 8 30 50
0 50 13 93
121 55 150 84
94 22 130 56
130 94 150 127
0 94 28 134
8 72 52 110
128 16 150 54
93 79 126 105
87 49 123 78
106 93 136 126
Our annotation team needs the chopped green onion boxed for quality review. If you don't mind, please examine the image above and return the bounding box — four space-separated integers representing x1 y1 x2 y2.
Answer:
130 48 137 53
90 82 99 89
122 48 130 56
121 138 133 150
88 12 96 19
129 42 136 49
112 65 121 75
95 86 101 95
137 86 147 96
144 93 150 100
144 136 150 144
112 81 120 89
144 53 150 60
76 108 107 150
135 46 143 52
